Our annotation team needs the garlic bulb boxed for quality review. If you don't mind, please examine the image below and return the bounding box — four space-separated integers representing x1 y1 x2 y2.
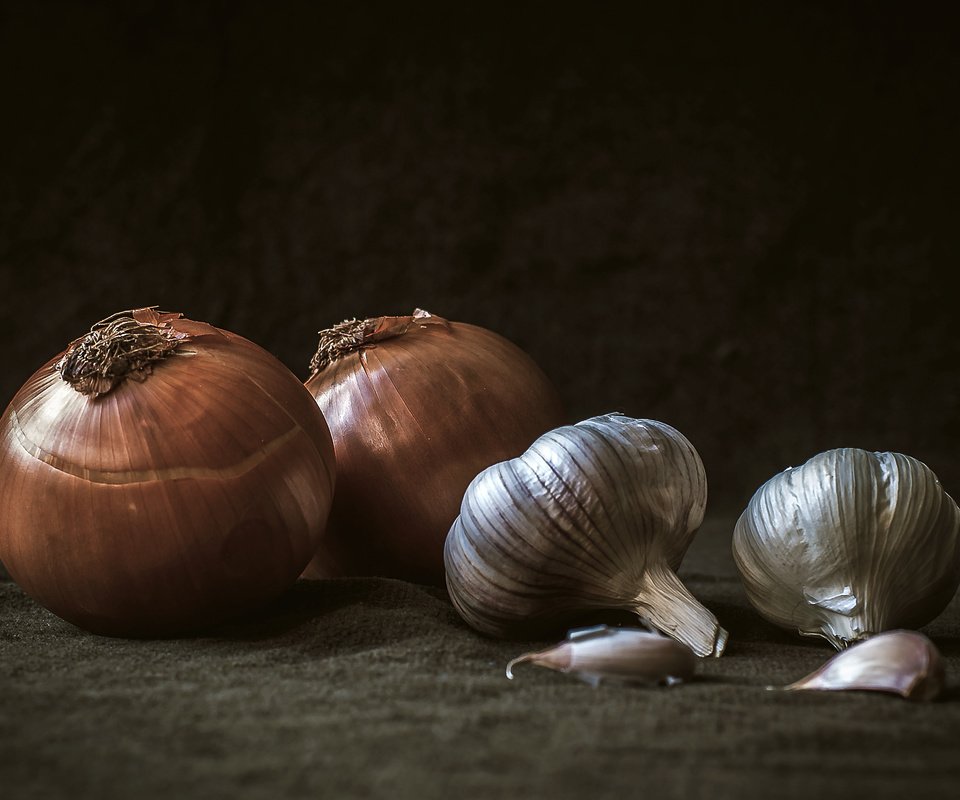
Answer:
782 630 946 702
506 625 696 687
444 414 727 657
733 448 960 649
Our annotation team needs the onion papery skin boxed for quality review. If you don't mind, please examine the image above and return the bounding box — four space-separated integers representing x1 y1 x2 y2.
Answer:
302 311 564 585
0 311 336 637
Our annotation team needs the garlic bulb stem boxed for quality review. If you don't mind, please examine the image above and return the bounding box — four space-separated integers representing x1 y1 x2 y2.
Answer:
634 563 728 657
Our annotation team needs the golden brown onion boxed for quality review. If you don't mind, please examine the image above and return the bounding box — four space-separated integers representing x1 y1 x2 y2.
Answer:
302 309 564 584
0 308 336 636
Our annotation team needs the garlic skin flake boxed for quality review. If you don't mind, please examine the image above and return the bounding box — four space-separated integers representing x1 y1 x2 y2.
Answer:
444 414 727 657
506 625 696 687
783 630 946 701
733 448 960 650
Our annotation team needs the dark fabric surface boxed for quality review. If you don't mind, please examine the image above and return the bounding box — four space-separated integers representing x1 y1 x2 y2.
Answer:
2 518 959 799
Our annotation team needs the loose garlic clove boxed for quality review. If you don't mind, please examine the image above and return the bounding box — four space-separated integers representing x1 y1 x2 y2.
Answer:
506 625 696 687
782 630 946 701
444 414 727 657
733 448 960 649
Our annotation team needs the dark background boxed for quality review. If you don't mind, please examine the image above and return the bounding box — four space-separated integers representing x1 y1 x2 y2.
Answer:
0 0 957 508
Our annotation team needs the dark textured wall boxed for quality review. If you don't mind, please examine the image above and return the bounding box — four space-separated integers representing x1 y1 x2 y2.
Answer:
0 1 957 508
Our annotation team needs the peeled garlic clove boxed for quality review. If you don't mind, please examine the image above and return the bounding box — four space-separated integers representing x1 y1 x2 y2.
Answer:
506 625 696 687
733 448 960 649
444 414 727 657
782 630 946 701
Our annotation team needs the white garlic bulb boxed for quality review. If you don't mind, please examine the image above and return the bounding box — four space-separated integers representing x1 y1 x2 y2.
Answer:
444 413 728 657
733 448 960 649
506 625 696 687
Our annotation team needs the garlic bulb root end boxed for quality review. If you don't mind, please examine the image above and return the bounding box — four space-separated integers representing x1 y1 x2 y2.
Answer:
714 627 730 657
800 627 866 652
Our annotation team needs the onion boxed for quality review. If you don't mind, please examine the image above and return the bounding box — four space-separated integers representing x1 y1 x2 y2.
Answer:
0 308 336 636
302 309 564 584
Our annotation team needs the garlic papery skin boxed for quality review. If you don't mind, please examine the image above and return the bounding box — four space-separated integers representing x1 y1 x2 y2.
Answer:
506 625 696 687
782 630 946 701
444 414 728 657
733 448 960 650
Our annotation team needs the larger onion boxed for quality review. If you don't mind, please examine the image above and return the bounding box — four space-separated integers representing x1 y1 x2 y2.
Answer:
302 309 564 584
0 308 336 636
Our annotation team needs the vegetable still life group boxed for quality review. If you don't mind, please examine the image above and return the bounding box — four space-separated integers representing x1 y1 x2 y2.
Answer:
0 307 956 704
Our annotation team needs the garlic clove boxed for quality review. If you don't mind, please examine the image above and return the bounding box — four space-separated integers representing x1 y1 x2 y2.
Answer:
506 625 697 687
733 448 960 649
781 630 946 702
